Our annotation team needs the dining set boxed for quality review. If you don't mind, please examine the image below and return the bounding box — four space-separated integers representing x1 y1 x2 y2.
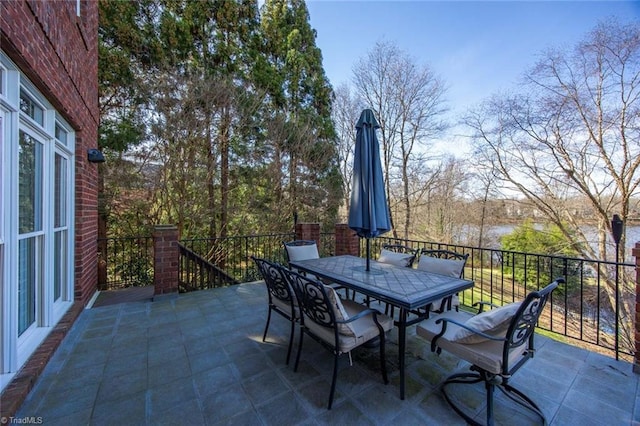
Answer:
252 240 561 426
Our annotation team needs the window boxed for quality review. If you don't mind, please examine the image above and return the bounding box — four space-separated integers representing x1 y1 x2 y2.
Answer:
19 90 44 126
18 131 43 233
17 129 44 336
55 123 68 147
53 150 69 302
1 52 75 385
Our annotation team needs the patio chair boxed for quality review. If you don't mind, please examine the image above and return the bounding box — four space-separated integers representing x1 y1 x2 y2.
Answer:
280 265 393 409
416 249 469 313
416 279 562 426
378 244 419 267
368 244 419 310
252 256 298 365
284 239 351 298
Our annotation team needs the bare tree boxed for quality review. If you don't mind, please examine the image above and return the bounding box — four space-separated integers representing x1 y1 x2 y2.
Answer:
465 19 640 349
468 19 640 258
352 41 448 239
332 84 363 220
410 156 470 243
465 153 505 247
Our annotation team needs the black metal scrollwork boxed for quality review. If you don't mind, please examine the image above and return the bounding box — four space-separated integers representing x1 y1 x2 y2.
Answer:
294 275 333 327
254 258 294 304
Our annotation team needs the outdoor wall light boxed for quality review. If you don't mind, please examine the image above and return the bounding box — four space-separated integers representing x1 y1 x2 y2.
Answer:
87 148 105 163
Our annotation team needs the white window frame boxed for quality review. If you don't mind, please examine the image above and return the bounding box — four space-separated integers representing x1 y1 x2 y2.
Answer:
16 102 51 363
0 51 75 390
51 117 74 318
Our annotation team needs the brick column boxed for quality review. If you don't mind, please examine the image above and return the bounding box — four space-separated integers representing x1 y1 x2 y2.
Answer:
295 222 320 248
153 225 179 298
334 223 360 256
633 243 640 373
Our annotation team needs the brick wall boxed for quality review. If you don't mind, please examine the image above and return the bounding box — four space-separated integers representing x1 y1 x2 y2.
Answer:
335 224 359 256
295 223 321 248
153 225 180 295
1 0 99 305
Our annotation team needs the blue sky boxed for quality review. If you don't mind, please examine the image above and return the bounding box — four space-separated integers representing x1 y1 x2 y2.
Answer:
306 1 640 154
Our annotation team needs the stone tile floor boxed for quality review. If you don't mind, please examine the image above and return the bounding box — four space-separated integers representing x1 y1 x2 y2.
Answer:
15 282 640 425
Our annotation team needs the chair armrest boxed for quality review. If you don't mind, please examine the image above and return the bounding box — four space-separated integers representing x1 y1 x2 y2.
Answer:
473 301 501 313
431 316 507 352
337 308 383 324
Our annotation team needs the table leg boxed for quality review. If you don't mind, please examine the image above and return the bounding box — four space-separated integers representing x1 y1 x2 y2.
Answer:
398 308 407 400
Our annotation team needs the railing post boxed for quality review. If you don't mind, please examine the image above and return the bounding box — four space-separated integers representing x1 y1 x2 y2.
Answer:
295 223 320 249
153 224 180 299
633 243 640 373
334 223 359 256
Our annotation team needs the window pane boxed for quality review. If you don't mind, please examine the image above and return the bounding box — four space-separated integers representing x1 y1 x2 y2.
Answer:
54 154 67 227
55 123 68 146
54 231 67 301
19 90 43 125
19 131 42 233
18 238 36 335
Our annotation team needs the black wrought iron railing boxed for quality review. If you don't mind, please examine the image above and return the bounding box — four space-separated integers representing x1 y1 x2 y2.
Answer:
371 237 636 360
98 232 635 360
178 243 238 292
180 233 296 283
97 236 154 290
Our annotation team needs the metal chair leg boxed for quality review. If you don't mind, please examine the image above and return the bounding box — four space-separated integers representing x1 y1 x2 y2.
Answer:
379 331 388 384
285 316 295 365
441 371 485 426
293 328 304 372
328 351 339 409
440 369 546 426
262 308 272 342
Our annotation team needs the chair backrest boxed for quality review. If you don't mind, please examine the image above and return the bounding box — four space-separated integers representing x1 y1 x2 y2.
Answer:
283 240 320 263
502 279 560 373
379 244 418 267
417 249 469 277
279 265 345 335
252 256 296 310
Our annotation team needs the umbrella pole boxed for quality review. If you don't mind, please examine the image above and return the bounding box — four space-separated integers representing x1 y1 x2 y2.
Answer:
366 238 370 271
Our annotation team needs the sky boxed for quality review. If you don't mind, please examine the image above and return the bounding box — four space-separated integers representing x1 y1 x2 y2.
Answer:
305 0 640 155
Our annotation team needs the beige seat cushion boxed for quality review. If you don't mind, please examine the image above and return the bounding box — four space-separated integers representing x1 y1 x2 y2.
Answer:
430 294 460 312
324 285 357 336
451 302 521 344
305 296 394 354
417 310 527 374
286 244 319 261
416 256 465 277
271 295 296 317
378 249 414 267
417 257 465 311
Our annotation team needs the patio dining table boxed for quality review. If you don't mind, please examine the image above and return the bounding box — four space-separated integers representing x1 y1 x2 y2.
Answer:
289 254 474 400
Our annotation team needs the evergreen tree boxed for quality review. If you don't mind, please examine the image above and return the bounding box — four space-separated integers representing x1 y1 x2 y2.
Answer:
259 0 341 227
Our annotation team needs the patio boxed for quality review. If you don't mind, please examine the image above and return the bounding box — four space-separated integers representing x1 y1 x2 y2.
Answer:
17 281 640 425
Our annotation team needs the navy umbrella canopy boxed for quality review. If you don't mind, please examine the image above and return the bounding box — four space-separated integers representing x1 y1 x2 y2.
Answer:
348 109 391 271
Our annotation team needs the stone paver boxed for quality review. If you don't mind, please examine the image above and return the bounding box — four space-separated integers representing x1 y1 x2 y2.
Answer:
13 282 640 425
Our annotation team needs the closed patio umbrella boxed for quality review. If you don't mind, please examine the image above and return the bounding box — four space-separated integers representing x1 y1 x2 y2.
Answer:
348 109 391 271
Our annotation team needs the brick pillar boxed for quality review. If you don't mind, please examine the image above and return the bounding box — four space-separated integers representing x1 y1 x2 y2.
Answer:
335 223 360 256
633 243 640 373
295 222 320 248
153 225 179 298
